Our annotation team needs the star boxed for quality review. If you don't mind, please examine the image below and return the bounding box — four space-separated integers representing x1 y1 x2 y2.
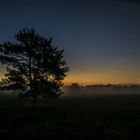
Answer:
3 18 7 22
47 13 51 16
133 34 137 38
131 32 138 40
132 33 137 40
1 13 7 23
97 31 103 35
2 13 6 17
42 6 47 9
27 5 33 9
36 13 41 16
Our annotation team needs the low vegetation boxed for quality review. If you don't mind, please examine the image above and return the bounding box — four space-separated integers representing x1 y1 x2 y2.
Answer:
0 93 140 139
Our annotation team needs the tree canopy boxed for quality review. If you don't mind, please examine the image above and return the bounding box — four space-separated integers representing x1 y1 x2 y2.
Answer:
0 28 69 103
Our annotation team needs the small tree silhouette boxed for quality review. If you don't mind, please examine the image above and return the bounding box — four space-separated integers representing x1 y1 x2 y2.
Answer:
71 83 80 88
0 28 69 103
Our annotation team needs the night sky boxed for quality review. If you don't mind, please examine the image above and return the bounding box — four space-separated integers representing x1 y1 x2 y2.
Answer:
0 0 140 85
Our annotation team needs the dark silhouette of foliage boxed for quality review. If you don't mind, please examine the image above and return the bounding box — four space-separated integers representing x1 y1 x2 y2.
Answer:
0 28 69 103
70 83 80 88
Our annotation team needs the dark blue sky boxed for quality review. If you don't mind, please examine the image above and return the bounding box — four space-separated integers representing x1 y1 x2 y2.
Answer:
0 0 140 84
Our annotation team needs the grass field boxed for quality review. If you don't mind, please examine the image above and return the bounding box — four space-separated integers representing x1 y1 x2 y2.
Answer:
0 92 140 139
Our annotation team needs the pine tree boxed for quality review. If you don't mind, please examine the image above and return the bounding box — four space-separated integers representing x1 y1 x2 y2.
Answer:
0 28 69 103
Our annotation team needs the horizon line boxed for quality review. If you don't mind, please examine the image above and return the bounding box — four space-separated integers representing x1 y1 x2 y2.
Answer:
64 83 140 86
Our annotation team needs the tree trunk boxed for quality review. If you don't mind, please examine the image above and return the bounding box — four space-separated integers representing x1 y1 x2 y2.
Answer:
32 93 37 104
29 47 37 104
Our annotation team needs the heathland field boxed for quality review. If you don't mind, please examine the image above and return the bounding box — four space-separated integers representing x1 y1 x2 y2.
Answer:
0 92 140 139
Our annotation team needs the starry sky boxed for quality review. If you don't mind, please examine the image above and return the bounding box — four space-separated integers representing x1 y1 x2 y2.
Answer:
0 0 140 85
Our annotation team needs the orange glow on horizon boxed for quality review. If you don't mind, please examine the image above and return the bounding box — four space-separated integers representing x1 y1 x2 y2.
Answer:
0 71 140 86
63 71 140 86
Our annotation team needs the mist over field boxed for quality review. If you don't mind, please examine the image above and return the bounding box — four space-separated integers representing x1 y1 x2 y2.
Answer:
0 85 140 139
63 85 140 97
0 84 140 99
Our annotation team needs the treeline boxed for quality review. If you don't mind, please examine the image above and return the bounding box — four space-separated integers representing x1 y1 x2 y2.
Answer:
64 84 140 96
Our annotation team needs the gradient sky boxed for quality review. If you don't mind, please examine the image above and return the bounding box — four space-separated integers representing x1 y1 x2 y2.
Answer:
0 0 140 85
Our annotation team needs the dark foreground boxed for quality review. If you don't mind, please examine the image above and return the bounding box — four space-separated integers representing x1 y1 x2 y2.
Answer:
0 93 140 139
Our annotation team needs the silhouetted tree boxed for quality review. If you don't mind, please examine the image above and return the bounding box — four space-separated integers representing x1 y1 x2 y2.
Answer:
70 83 80 88
0 28 69 103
